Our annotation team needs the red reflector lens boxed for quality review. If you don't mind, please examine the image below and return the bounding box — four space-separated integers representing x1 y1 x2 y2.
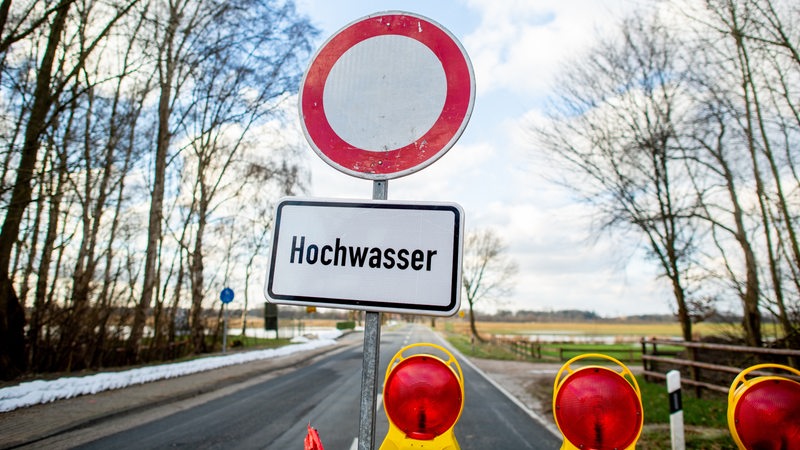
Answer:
554 368 642 450
383 355 462 440
734 378 800 449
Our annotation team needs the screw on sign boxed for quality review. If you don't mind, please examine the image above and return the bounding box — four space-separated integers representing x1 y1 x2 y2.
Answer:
380 343 464 450
552 354 643 450
727 363 800 450
299 11 475 180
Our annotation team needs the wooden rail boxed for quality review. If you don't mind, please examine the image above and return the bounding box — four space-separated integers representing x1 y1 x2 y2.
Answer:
641 338 800 396
505 339 638 363
503 337 800 397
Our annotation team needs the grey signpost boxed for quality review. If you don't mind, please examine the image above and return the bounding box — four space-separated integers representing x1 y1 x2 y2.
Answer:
360 180 386 448
220 288 234 354
359 310 381 446
267 11 474 449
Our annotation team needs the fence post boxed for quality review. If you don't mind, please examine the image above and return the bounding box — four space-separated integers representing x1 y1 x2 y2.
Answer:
687 346 702 397
667 370 685 450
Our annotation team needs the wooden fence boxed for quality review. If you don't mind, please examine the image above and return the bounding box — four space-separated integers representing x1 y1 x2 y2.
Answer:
502 337 800 396
506 339 638 363
641 338 800 396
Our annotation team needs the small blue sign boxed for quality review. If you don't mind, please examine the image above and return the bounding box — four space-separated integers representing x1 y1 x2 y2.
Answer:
220 287 234 304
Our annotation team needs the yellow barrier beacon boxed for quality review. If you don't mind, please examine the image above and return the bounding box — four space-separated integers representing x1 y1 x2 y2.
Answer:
552 353 643 450
727 363 800 450
380 343 464 450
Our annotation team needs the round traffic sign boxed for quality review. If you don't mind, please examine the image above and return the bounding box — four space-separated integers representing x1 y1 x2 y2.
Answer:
220 287 234 304
299 11 475 180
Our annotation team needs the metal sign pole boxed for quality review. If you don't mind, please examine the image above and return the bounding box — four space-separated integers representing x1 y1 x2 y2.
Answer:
222 303 228 354
358 180 387 450
358 311 381 449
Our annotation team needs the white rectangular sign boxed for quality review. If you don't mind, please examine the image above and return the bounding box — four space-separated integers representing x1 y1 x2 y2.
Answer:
265 198 464 316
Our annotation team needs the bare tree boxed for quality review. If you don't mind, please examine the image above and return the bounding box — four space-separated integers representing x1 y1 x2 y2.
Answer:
713 0 799 346
173 0 314 354
127 0 197 361
0 0 315 377
0 0 139 378
533 0 800 347
461 229 518 342
679 0 800 345
532 13 701 341
0 2 65 56
0 0 73 380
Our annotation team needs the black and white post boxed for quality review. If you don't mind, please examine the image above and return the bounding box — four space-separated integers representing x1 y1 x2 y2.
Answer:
667 370 685 450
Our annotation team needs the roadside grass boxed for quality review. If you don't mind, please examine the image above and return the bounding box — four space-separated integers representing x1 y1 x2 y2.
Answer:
637 376 734 448
445 330 519 360
442 324 737 450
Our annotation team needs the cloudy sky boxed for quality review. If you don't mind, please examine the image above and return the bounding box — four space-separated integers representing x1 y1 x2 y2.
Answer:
290 0 673 316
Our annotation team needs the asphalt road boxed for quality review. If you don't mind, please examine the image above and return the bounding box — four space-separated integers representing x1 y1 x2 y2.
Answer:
75 323 561 449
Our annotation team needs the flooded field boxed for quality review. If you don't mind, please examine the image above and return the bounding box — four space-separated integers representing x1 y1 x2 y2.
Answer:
494 333 640 344
442 319 740 342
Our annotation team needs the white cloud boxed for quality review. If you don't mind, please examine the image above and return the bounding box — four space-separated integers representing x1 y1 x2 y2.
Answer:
462 0 639 96
468 195 672 316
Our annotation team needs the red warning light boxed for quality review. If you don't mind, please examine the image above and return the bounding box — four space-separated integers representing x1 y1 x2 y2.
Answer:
383 354 463 440
554 367 642 449
552 354 643 450
728 364 800 450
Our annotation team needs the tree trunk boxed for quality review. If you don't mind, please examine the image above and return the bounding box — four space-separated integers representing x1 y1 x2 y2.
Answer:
242 250 261 338
0 0 12 39
729 14 763 347
467 301 485 343
17 168 46 310
671 268 692 342
127 8 180 361
94 84 143 366
0 0 71 379
190 191 207 354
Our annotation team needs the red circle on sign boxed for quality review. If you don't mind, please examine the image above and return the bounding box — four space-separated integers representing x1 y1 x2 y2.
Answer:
299 12 475 180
